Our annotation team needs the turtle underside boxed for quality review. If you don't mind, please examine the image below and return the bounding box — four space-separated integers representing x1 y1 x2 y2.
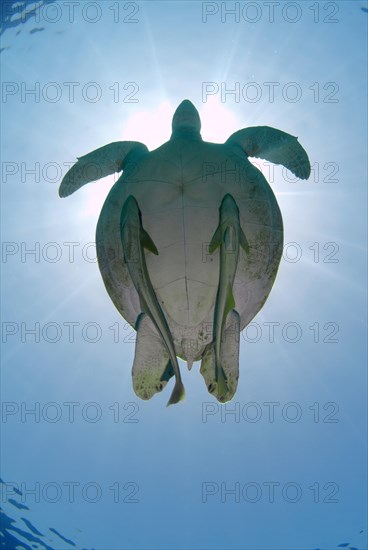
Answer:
96 137 283 365
59 99 310 405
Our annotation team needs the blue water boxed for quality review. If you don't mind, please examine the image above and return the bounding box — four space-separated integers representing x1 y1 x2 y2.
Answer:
1 1 367 549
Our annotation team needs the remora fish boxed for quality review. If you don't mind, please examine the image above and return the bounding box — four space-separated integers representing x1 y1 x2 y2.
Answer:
120 195 185 406
209 194 249 400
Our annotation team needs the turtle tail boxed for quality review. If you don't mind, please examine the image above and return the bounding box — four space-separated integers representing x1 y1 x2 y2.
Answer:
166 379 186 407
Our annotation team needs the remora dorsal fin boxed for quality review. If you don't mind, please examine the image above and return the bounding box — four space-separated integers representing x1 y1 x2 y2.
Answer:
141 228 159 255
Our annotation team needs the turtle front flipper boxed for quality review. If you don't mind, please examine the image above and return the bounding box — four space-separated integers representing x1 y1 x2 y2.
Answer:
226 126 311 179
132 313 175 400
200 310 240 403
59 141 148 197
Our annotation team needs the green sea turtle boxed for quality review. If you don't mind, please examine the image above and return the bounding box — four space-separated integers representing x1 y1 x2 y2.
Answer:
59 100 310 406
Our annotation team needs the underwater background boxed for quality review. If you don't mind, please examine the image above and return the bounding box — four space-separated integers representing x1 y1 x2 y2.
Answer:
1 1 367 549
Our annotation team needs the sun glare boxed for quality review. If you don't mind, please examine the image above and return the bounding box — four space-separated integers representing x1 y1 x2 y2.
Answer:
81 97 273 218
199 96 239 142
121 100 174 150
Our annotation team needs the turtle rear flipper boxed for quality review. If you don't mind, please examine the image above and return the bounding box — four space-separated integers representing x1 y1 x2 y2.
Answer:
132 313 175 400
200 310 240 403
227 126 311 180
59 141 148 197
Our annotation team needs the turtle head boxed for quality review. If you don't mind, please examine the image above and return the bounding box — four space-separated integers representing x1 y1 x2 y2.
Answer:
171 100 201 138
